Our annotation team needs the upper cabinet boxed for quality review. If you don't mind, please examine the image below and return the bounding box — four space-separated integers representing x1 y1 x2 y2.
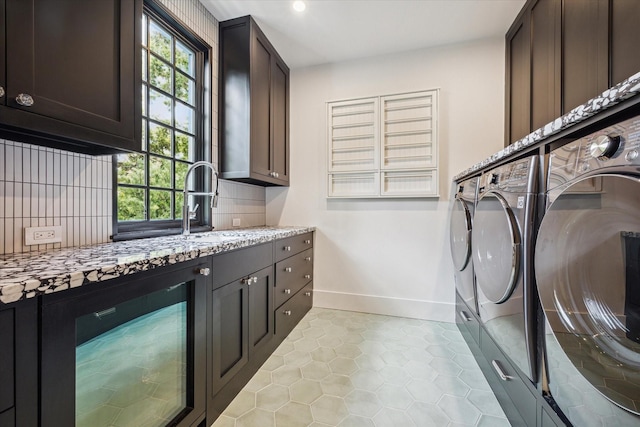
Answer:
219 16 290 186
0 0 142 155
505 0 640 146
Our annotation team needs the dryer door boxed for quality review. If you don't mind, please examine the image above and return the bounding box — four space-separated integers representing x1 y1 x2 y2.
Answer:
450 196 473 272
472 191 521 304
536 174 640 415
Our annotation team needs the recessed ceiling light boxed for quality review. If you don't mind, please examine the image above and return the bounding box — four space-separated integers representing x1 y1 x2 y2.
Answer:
293 0 306 12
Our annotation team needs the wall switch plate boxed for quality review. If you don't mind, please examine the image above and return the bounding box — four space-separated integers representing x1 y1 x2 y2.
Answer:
25 226 63 245
232 218 241 227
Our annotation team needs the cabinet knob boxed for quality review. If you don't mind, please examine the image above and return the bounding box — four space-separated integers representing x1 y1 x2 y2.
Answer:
198 268 210 276
0 86 4 98
305 292 311 297
285 267 292 273
16 93 34 107
304 274 311 279
284 246 291 251
275 172 280 178
284 289 291 294
305 257 312 262
283 310 292 316
304 239 311 244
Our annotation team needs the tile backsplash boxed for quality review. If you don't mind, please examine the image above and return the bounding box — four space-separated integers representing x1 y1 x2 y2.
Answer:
0 0 266 255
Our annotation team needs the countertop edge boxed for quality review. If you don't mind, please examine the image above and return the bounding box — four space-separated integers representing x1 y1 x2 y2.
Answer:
0 226 315 304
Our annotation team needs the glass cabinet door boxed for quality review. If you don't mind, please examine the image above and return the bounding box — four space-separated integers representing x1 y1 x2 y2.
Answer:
41 260 208 427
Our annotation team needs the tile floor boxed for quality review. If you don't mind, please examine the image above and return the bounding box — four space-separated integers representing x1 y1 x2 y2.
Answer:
211 308 509 427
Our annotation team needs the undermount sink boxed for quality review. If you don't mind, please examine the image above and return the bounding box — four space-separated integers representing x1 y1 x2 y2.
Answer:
181 234 224 243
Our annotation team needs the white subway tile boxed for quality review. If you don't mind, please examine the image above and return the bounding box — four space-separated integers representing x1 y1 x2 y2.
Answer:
53 152 61 185
0 143 5 182
13 146 23 183
4 218 14 254
39 149 47 183
30 148 39 183
38 184 46 218
5 145 14 182
21 148 30 184
13 183 22 219
46 151 54 183
53 185 61 219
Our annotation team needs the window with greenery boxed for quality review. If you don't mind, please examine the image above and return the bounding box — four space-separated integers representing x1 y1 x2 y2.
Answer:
114 4 210 238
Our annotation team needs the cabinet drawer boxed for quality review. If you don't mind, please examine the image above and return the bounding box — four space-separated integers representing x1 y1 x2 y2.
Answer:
480 328 536 427
212 243 273 289
275 248 313 308
275 283 313 341
275 233 313 262
455 293 480 346
0 309 14 414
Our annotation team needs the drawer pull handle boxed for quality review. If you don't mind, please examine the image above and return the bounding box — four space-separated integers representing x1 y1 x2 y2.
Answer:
199 268 210 276
304 274 311 279
243 276 258 285
459 310 471 322
284 246 291 251
94 307 116 319
284 289 291 294
491 360 513 381
304 239 311 244
305 292 311 297
284 310 292 316
0 86 4 98
285 267 292 273
305 257 312 262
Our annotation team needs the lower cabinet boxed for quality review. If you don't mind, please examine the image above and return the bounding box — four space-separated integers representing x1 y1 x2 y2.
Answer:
275 282 313 341
40 259 209 427
479 328 537 427
210 264 274 394
0 299 37 427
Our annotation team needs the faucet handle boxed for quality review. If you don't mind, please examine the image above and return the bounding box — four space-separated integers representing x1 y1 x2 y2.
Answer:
189 203 199 219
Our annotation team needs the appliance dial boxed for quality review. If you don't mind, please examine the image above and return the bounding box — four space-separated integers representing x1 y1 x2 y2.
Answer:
625 149 639 162
589 135 620 159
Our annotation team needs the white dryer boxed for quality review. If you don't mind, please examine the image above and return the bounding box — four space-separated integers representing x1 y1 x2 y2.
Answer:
536 115 640 426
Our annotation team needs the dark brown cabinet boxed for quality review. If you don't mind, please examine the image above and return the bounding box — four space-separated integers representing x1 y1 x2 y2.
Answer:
0 0 141 155
610 0 640 86
0 299 38 427
505 0 640 146
219 15 290 186
209 243 275 395
562 0 609 113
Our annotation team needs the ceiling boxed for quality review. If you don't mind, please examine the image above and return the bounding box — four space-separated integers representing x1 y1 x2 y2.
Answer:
201 0 526 69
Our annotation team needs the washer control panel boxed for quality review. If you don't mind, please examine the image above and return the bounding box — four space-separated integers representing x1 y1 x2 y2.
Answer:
479 156 537 194
548 115 640 189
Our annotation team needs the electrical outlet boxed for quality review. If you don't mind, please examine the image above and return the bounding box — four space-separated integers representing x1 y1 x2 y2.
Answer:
232 218 241 227
25 226 63 245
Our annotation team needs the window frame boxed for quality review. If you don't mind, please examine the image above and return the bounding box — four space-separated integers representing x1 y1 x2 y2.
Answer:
112 0 212 241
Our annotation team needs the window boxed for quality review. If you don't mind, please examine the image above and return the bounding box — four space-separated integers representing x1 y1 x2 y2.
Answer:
326 89 439 198
114 3 210 239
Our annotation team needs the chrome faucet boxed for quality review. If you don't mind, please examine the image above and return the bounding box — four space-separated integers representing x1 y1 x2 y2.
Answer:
182 161 219 236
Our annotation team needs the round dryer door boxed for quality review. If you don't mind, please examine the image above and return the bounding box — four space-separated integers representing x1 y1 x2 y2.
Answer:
450 196 473 272
536 174 640 414
472 191 521 304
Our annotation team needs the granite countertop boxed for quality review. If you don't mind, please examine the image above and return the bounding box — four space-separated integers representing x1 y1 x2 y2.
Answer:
0 226 315 304
454 71 640 181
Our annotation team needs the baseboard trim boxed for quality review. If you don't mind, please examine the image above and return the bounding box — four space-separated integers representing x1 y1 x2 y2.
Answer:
313 290 454 323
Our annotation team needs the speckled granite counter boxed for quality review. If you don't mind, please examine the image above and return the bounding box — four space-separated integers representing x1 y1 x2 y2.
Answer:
454 71 640 181
0 226 315 304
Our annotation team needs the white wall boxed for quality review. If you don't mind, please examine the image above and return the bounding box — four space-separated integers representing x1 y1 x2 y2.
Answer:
266 38 506 322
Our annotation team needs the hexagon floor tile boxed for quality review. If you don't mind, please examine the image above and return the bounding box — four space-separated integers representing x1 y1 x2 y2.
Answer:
211 308 508 427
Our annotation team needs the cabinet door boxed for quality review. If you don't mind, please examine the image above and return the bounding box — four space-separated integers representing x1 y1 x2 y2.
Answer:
248 266 274 354
4 0 139 150
505 10 531 145
0 0 5 107
0 309 14 414
562 0 609 113
610 0 640 86
250 33 273 180
211 279 249 394
271 57 289 184
530 0 560 132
